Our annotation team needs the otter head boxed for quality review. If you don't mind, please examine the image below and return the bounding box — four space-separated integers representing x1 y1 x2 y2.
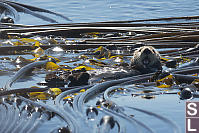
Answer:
131 46 162 73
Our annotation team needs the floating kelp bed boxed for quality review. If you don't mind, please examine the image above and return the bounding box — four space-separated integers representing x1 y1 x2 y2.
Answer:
1 16 199 133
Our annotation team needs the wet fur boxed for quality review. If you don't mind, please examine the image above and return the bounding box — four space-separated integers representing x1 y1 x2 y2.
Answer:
89 46 162 83
131 46 162 73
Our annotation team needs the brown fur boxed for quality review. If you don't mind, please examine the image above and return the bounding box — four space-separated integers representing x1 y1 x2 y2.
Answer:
131 46 162 73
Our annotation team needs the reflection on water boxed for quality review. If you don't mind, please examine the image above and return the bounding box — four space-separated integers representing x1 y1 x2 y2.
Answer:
113 89 185 132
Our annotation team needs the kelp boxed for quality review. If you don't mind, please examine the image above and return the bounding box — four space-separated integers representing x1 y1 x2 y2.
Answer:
1 16 199 56
0 0 71 23
1 16 199 132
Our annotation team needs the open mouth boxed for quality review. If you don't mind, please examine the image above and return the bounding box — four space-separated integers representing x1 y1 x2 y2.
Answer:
142 58 150 65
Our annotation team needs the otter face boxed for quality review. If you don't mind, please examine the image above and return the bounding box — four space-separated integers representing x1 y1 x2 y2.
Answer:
131 46 161 73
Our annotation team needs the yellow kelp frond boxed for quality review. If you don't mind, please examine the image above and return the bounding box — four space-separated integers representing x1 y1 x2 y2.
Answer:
156 74 173 88
46 62 60 70
89 59 107 67
12 41 24 46
72 65 96 71
32 47 44 58
29 92 50 100
49 88 62 96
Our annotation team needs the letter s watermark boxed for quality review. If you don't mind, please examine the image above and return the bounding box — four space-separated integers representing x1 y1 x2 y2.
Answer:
187 103 197 116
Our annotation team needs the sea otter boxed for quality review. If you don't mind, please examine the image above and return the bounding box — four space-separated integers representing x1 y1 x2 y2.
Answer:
89 46 162 83
131 46 162 73
44 46 162 86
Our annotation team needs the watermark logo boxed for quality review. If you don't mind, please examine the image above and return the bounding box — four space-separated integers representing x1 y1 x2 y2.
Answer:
186 101 199 133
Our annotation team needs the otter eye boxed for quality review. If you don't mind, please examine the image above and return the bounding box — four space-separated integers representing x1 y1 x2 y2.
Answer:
152 49 155 53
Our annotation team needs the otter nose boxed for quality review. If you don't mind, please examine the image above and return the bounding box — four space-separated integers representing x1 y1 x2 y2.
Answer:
143 48 151 54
